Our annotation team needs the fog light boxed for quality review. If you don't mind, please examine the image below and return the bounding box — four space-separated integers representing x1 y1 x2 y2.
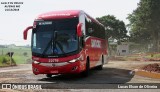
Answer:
72 66 78 71
33 68 39 72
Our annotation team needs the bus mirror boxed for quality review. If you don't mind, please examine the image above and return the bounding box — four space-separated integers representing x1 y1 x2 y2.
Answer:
77 23 83 37
23 26 33 40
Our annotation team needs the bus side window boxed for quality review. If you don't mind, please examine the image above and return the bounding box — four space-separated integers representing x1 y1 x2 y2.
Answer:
33 33 36 47
88 28 94 33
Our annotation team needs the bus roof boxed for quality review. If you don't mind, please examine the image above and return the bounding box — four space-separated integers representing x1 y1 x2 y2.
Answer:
36 10 104 27
36 10 81 20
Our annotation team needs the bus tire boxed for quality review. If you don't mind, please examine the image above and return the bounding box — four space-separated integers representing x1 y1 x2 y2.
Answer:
46 74 52 78
81 57 90 77
96 55 104 70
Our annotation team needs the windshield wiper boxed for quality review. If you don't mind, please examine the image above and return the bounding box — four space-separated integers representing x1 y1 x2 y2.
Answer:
53 32 66 55
41 31 66 57
41 33 54 57
55 41 66 54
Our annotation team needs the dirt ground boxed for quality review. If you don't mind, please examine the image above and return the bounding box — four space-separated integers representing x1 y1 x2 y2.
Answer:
0 60 160 92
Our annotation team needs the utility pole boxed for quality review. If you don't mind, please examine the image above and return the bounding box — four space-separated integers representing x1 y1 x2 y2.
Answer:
10 48 12 66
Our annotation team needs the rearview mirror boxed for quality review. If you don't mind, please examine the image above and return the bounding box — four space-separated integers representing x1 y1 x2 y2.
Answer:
77 23 83 37
23 26 33 40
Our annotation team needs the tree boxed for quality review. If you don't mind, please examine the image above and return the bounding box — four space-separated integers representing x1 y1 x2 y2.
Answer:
127 0 160 52
23 52 28 57
96 15 128 43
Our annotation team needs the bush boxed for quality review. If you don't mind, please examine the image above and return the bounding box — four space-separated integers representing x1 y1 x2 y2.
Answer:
23 52 28 56
0 55 16 66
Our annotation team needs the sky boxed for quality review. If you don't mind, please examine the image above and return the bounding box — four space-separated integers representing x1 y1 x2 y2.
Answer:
0 0 140 46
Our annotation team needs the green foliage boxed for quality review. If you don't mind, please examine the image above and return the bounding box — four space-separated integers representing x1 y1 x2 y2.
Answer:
13 55 28 64
96 15 128 42
23 52 28 56
0 56 11 66
0 47 31 65
127 0 160 51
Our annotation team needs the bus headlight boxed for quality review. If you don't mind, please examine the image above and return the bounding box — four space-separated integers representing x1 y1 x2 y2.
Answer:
78 55 84 61
68 59 77 63
68 55 84 63
33 61 40 64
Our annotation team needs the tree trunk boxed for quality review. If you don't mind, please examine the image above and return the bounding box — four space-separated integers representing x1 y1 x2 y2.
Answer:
152 30 159 52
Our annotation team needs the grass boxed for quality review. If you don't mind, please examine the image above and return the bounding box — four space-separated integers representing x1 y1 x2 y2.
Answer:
112 53 160 61
0 55 12 66
13 55 29 64
0 46 31 65
146 53 160 58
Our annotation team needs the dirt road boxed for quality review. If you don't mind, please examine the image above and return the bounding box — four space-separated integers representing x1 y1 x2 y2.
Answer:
0 61 160 92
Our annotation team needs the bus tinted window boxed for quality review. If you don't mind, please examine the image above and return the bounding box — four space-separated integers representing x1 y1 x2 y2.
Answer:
85 16 105 39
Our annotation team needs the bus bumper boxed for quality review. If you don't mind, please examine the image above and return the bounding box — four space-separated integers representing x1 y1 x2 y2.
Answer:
32 61 81 75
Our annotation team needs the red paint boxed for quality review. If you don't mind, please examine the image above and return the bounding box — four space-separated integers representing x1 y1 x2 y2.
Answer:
24 10 108 75
76 23 83 37
32 60 81 75
36 10 80 20
23 26 33 40
32 53 81 63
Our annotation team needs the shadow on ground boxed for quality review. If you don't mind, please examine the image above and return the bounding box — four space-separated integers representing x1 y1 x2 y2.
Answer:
38 67 134 84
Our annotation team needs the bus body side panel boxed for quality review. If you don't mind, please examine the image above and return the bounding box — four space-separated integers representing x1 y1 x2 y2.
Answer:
84 13 108 69
84 36 107 68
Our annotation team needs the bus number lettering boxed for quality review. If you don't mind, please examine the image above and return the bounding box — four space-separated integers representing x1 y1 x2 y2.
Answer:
91 39 101 48
48 59 59 62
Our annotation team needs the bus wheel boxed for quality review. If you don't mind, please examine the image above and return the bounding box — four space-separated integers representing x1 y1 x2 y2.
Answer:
81 58 90 77
46 74 52 78
96 56 104 70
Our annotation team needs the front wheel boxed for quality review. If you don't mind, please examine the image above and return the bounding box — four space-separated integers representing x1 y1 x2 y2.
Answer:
81 58 90 77
46 74 52 78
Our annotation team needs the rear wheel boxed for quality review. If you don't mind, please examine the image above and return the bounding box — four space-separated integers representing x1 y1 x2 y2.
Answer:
46 74 52 78
96 56 104 70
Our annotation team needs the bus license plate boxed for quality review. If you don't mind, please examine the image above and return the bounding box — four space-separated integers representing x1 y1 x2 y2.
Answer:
50 70 58 73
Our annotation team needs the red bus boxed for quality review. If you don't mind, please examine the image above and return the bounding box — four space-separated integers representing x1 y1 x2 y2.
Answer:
23 10 108 77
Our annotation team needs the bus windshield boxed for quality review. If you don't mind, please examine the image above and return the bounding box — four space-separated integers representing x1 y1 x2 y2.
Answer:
32 18 79 57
